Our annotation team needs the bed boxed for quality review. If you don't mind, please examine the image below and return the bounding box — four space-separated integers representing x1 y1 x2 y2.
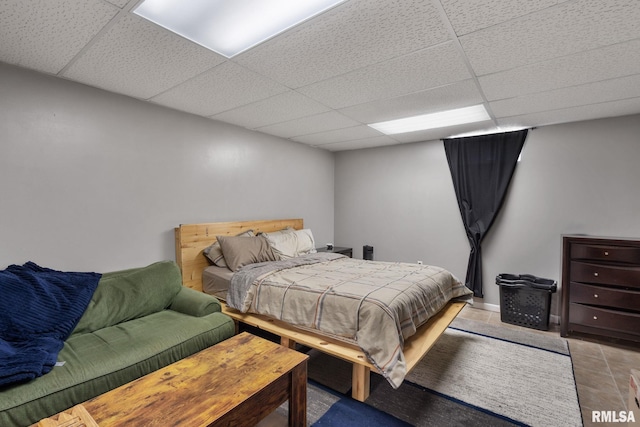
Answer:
174 218 472 401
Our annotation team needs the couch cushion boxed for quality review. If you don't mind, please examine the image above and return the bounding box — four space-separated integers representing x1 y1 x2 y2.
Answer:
0 310 235 426
73 261 182 335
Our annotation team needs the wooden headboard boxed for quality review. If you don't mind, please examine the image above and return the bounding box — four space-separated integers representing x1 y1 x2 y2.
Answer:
174 218 304 291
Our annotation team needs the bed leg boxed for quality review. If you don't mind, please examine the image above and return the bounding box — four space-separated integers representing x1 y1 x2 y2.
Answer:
351 364 370 402
280 336 297 349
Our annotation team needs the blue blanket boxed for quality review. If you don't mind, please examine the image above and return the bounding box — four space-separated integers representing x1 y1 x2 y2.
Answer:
0 262 101 387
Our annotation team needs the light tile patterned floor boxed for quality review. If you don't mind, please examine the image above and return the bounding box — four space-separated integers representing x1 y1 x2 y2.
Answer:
458 305 640 427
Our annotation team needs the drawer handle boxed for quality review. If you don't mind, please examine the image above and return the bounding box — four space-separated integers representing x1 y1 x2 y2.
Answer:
604 251 609 256
593 272 599 277
593 316 598 320
594 294 598 298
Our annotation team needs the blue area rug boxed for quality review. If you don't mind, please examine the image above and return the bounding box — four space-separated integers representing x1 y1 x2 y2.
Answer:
311 382 411 426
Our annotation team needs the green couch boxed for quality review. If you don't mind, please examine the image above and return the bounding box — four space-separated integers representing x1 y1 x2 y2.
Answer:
0 261 235 426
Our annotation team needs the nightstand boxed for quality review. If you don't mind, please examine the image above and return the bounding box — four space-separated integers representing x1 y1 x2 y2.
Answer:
316 246 353 258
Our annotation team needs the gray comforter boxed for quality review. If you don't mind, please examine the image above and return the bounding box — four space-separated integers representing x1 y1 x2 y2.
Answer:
227 253 473 388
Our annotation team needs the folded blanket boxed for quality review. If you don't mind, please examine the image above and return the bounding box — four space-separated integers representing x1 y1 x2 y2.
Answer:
0 262 101 387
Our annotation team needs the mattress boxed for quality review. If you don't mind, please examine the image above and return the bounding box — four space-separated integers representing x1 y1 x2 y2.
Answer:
202 265 234 301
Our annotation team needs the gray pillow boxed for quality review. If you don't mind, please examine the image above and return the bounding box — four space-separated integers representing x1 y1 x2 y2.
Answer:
216 234 278 272
203 229 254 267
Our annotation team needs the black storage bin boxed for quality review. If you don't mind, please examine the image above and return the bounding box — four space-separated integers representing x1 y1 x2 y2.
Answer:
496 274 557 331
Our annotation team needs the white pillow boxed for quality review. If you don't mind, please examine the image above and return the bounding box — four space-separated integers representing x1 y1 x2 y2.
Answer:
294 229 317 256
264 228 318 259
264 228 298 259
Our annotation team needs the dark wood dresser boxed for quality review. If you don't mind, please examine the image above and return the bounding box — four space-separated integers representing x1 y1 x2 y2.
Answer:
561 235 640 342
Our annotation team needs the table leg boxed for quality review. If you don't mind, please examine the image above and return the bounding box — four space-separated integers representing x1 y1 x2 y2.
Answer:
288 360 307 426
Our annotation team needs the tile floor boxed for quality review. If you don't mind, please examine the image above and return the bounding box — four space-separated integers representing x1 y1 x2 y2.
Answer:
457 305 640 427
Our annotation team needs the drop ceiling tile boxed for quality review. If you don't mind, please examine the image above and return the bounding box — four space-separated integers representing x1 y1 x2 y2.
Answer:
317 135 401 151
256 111 361 139
63 14 225 100
234 0 451 88
2 0 639 154
461 0 640 75
440 0 561 36
389 119 496 143
298 42 472 109
210 91 331 129
105 0 129 7
339 79 484 124
293 125 383 146
491 74 640 118
479 39 640 101
496 97 640 129
150 62 288 116
0 0 117 74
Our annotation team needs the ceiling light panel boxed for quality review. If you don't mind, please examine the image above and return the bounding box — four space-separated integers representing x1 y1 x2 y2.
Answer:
369 105 491 135
134 0 346 58
388 120 492 144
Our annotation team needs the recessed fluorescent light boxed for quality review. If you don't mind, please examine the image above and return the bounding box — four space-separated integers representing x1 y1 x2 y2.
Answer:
368 105 491 135
134 0 346 58
446 125 528 139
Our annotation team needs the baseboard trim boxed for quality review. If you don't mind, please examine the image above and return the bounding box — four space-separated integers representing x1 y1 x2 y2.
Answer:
469 300 560 325
470 301 500 312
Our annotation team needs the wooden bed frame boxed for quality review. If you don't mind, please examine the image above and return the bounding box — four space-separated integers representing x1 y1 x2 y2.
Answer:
174 218 466 402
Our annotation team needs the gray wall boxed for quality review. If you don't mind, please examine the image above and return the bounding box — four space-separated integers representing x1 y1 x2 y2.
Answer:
0 63 334 273
4 60 640 314
335 114 640 312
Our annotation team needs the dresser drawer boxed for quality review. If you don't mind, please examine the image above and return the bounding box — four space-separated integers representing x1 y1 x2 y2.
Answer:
572 243 640 264
571 244 640 264
569 282 640 311
569 303 640 335
570 261 640 289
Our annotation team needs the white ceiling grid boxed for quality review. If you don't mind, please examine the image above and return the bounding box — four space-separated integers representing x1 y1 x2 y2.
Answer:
0 0 118 74
63 14 226 99
0 0 639 151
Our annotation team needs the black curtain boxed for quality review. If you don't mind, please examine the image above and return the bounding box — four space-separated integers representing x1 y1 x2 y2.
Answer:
443 130 528 297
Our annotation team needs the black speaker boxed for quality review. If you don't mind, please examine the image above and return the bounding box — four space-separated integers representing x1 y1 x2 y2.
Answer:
363 245 374 261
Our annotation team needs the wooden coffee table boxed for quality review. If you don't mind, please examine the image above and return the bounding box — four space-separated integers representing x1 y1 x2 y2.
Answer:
55 332 308 426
